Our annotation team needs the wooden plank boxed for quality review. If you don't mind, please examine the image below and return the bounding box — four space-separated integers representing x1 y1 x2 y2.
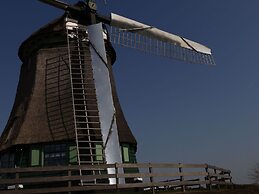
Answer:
148 163 206 169
118 179 211 189
207 165 231 173
117 172 150 178
208 173 232 179
0 174 116 185
180 164 207 168
115 163 150 168
148 163 180 168
118 182 152 189
0 164 115 173
117 171 208 179
0 185 117 194
211 180 233 185
0 163 228 174
155 180 209 187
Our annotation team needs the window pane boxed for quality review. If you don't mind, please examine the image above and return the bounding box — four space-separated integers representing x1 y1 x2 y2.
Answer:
123 146 129 162
69 146 77 164
95 144 103 161
44 144 67 166
31 149 40 166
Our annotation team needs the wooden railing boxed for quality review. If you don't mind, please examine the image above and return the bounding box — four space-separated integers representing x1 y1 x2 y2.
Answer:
0 163 232 194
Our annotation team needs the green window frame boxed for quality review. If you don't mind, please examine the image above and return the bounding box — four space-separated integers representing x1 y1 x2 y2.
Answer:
31 147 41 167
122 146 130 162
95 144 103 161
69 146 77 164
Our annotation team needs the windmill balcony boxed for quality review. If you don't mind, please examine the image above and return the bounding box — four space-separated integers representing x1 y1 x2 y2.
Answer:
0 162 232 193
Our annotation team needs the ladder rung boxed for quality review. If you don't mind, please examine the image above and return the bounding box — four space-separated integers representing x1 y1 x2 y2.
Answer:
80 161 103 164
76 127 101 130
74 108 97 112
75 110 98 112
70 73 87 75
76 115 99 118
74 104 97 107
77 134 102 137
73 92 96 96
73 87 96 91
78 140 102 143
73 87 96 92
76 121 100 124
79 154 102 157
72 82 94 85
78 147 101 150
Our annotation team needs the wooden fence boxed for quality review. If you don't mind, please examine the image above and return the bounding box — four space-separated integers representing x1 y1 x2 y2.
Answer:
0 163 232 194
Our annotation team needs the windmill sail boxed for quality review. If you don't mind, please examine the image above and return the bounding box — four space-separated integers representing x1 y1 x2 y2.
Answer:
39 0 69 10
110 13 215 65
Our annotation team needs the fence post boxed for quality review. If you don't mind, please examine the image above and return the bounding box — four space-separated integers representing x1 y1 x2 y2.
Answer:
115 163 119 193
68 166 72 194
205 165 211 190
148 163 155 194
15 172 19 191
229 172 234 189
214 169 220 190
179 163 185 192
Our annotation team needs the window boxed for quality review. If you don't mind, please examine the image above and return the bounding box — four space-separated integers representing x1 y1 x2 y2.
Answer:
31 147 41 166
18 148 30 167
0 154 9 168
95 144 103 161
69 146 77 164
44 144 67 166
0 153 14 168
122 146 130 163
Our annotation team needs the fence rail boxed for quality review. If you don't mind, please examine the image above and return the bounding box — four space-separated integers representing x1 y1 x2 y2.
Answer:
0 163 232 194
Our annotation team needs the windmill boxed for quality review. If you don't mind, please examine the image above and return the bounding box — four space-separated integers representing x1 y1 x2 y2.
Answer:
0 0 214 185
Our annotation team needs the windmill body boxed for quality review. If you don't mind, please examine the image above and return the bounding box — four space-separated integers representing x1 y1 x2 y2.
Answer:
0 0 215 187
0 13 137 179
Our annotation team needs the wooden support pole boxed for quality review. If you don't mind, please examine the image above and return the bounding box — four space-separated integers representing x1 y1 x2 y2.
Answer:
214 169 220 190
205 165 212 190
149 163 155 194
15 172 19 191
229 172 234 189
115 163 120 194
179 163 185 192
68 167 72 194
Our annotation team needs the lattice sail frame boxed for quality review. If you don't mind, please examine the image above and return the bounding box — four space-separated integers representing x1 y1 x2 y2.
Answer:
109 13 215 65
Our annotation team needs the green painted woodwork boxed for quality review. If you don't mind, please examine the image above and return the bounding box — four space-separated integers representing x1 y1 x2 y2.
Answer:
123 146 130 162
121 144 139 176
31 147 41 166
96 144 103 161
69 146 77 164
121 144 137 163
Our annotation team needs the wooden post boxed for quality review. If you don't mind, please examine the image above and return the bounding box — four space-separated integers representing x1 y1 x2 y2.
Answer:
148 163 155 194
115 163 119 193
179 163 185 192
214 169 220 190
205 165 211 190
15 172 19 191
68 167 72 194
229 172 234 189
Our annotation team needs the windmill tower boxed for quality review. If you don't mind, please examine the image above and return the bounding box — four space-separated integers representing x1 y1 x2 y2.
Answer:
0 0 214 184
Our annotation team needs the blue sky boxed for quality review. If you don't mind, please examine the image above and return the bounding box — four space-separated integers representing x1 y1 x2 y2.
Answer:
1 0 259 184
